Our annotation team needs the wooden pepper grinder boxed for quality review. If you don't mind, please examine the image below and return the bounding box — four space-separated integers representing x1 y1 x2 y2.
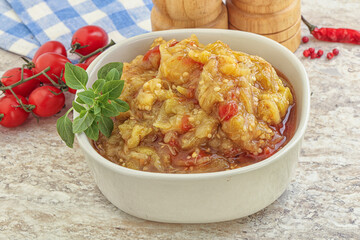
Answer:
151 0 228 30
227 0 301 52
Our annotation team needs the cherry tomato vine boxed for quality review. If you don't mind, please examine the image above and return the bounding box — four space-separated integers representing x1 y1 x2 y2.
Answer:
0 25 116 128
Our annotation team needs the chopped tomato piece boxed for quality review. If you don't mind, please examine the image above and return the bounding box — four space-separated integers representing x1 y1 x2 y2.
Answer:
218 100 238 121
169 41 179 47
197 150 208 158
168 138 179 147
189 41 197 47
182 56 202 66
263 147 272 155
143 45 160 61
180 56 204 71
182 57 194 65
180 115 192 132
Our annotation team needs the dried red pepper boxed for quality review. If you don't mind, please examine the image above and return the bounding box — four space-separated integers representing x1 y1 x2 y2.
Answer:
301 16 360 45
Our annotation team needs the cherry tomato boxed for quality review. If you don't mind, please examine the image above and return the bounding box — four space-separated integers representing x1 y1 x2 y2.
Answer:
83 53 101 67
32 53 70 84
218 100 238 121
1 68 40 97
0 95 29 128
32 41 67 63
28 86 65 117
62 63 88 94
71 25 108 55
75 63 88 70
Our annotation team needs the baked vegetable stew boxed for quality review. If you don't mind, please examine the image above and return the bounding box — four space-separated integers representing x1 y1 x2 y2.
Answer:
94 35 296 173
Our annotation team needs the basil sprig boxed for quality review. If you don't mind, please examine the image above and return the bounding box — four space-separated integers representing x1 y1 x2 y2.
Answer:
57 62 129 148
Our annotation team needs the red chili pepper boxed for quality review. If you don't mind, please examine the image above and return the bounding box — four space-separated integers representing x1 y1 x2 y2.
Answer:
301 16 360 45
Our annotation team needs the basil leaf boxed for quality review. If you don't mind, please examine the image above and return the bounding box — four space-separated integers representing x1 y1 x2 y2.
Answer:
64 63 88 90
101 102 118 117
77 90 96 105
94 103 101 116
73 111 95 133
72 101 85 113
92 79 105 94
112 99 129 112
84 121 99 140
56 114 74 148
76 97 85 104
105 68 120 82
79 109 87 118
97 62 123 79
98 92 109 103
57 61 130 148
102 80 124 100
97 116 114 138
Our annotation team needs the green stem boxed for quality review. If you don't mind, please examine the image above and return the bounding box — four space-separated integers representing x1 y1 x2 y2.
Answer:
21 57 35 69
72 51 83 58
0 113 4 122
79 39 116 63
70 43 89 54
21 57 30 64
42 72 61 88
8 88 35 113
0 66 50 91
20 66 24 81
301 15 317 33
65 107 74 118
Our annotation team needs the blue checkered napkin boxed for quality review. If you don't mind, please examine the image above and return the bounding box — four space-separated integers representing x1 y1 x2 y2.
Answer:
0 0 41 57
1 0 153 58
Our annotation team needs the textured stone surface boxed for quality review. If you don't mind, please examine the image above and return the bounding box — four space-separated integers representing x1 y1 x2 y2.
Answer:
1 0 360 239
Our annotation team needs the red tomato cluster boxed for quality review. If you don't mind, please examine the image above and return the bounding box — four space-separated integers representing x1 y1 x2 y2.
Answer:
0 25 109 128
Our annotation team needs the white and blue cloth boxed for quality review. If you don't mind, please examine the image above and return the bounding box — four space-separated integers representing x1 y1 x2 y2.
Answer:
0 0 153 58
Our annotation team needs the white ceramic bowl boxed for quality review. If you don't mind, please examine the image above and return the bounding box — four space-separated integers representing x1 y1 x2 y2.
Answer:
76 29 310 223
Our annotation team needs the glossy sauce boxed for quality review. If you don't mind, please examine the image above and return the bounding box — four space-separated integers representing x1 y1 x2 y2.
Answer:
94 70 296 173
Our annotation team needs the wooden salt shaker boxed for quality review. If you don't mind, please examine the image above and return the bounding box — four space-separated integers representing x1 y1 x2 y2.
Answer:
151 0 228 30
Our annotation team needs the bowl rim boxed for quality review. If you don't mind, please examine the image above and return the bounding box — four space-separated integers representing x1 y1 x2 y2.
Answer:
76 28 310 181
